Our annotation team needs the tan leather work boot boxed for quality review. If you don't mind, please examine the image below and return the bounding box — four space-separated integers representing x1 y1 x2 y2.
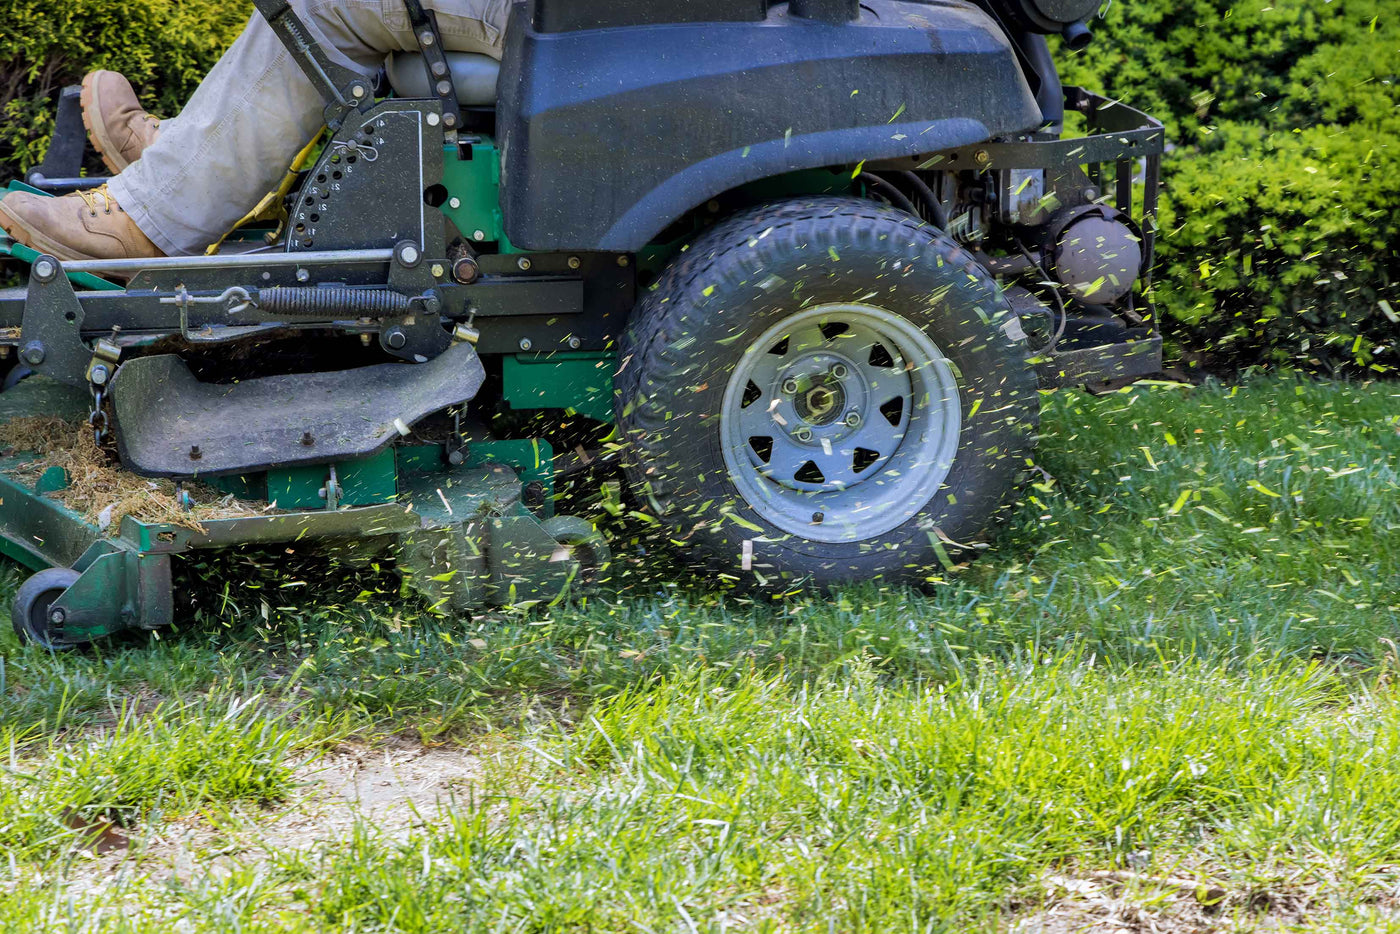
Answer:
0 186 163 262
81 70 162 174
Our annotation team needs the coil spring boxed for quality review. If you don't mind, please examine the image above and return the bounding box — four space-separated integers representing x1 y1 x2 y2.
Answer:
253 287 412 317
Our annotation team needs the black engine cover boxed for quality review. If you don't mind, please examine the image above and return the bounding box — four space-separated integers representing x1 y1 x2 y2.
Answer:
497 0 1042 251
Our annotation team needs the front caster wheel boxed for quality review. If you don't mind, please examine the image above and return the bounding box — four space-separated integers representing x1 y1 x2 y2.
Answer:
11 567 83 649
616 196 1040 588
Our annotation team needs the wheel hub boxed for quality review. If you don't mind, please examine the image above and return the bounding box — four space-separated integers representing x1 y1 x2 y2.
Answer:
720 303 962 544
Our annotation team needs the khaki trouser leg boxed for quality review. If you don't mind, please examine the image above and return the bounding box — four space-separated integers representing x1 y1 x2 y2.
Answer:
106 0 508 256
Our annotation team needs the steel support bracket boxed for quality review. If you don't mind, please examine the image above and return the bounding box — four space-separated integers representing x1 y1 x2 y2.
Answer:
19 255 91 387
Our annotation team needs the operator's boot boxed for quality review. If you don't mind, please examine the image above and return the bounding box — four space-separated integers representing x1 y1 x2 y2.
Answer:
81 70 162 174
0 186 163 262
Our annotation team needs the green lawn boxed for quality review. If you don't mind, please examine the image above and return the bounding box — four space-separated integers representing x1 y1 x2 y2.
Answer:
0 374 1397 932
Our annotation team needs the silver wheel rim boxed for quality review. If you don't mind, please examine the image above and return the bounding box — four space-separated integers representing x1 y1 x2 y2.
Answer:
719 303 962 544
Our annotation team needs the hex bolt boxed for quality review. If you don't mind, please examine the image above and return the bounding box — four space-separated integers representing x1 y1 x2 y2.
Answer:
20 342 45 366
782 378 800 395
49 607 66 626
517 257 532 271
435 80 453 97
32 258 56 281
296 268 310 283
426 112 440 127
188 445 202 460
974 149 991 166
567 256 581 270
431 61 448 78
844 410 863 428
419 30 435 45
385 328 408 350
443 113 456 128
89 364 110 386
830 363 849 380
398 243 421 266
519 338 533 351
472 230 486 241
448 197 461 209
794 427 814 443
301 431 316 446
430 263 445 278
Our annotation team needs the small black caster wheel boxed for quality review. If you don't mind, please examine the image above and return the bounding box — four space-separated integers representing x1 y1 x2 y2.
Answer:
542 516 611 585
11 567 82 650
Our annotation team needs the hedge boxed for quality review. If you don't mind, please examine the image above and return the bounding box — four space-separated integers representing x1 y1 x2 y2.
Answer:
0 0 250 180
1058 0 1399 373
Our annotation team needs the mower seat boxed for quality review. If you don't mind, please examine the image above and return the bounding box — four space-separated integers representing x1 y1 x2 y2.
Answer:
385 51 500 106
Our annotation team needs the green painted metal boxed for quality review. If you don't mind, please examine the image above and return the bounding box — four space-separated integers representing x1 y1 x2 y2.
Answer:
1 182 124 292
462 438 555 516
34 465 68 494
0 455 102 571
439 141 507 245
501 352 617 423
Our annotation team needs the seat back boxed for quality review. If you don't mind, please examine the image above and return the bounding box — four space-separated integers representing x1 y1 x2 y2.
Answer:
385 51 500 106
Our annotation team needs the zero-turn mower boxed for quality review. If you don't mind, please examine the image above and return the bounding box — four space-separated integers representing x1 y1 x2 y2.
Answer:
0 0 1165 648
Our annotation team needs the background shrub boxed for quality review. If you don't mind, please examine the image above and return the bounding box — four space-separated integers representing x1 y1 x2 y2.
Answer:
0 0 250 181
1059 0 1399 373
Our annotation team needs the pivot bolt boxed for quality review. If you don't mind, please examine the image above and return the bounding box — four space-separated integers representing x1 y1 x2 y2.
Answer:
452 255 480 284
397 243 421 266
89 364 110 386
49 607 66 626
32 258 56 281
844 410 863 428
20 342 45 366
830 363 849 380
351 84 366 99
385 328 408 350
794 427 814 443
781 378 800 395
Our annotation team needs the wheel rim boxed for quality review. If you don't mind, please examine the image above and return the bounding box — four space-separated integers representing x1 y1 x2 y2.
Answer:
719 303 962 544
23 589 65 647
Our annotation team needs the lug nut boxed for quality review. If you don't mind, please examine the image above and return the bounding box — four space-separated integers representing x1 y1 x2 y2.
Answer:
844 410 863 428
794 427 813 442
830 363 849 380
781 378 800 395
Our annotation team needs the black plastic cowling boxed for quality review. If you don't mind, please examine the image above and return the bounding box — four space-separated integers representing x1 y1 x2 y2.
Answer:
497 0 1044 252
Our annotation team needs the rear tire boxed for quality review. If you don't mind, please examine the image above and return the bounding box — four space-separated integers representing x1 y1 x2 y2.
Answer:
615 197 1039 587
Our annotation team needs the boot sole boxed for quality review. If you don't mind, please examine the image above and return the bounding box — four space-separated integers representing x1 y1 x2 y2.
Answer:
0 200 103 264
81 71 130 176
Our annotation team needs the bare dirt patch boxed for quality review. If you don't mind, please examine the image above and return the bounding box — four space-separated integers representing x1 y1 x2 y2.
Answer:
1011 870 1315 933
79 741 484 884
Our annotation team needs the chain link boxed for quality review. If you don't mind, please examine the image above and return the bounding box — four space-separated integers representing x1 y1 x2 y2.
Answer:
88 385 108 446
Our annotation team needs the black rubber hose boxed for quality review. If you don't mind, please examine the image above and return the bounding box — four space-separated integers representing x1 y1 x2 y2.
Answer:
899 170 950 229
858 172 919 217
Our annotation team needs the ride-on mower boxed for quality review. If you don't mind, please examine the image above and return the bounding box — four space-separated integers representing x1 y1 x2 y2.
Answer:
0 0 1164 648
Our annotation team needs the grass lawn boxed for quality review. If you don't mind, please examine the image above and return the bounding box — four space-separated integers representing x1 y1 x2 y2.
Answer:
0 374 1396 932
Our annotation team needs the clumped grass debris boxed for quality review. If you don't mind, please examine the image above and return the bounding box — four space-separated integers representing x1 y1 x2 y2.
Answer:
0 416 259 531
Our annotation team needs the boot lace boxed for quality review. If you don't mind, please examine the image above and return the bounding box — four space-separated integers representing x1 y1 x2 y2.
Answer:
78 185 119 217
